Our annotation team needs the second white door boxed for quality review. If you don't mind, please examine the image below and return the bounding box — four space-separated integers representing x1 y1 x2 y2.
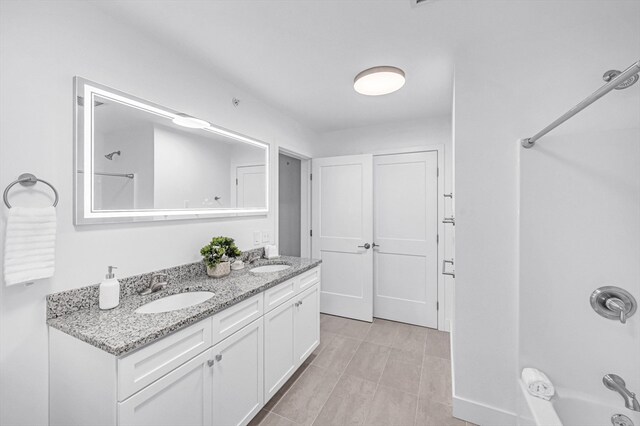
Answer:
373 152 439 328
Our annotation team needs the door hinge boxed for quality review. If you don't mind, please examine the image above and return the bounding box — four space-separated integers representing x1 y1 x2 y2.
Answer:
235 178 238 185
437 301 439 311
310 229 313 237
310 173 313 181
437 234 439 244
437 167 439 177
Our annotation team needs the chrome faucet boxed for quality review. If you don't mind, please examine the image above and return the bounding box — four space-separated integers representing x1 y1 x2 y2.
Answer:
604 374 640 412
247 254 262 264
138 273 168 295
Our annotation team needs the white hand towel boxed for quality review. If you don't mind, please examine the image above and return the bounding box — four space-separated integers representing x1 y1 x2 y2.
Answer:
4 206 56 286
522 367 555 400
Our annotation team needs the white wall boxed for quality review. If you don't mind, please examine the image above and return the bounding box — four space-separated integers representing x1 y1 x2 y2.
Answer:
0 2 318 425
316 116 455 330
451 2 640 424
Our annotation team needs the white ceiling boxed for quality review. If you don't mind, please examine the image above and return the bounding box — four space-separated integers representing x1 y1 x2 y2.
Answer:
95 0 456 133
95 0 640 134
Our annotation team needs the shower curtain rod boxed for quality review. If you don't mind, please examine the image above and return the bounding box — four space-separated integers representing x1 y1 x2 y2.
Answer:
520 60 640 148
77 170 134 179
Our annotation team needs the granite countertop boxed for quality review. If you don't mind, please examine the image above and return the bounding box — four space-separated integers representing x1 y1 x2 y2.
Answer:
47 256 321 356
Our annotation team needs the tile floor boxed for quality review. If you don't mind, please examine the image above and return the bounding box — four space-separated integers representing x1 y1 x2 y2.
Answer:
249 314 476 426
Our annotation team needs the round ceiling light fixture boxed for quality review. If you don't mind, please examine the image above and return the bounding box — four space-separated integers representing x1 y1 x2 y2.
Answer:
354 66 406 96
172 113 210 129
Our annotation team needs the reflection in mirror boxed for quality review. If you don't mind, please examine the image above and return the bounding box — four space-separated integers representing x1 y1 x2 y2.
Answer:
74 77 269 224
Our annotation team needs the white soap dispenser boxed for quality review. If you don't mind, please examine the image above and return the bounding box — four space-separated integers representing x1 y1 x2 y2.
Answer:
99 266 120 310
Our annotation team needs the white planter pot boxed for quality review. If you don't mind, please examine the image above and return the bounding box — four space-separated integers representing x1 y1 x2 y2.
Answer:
207 261 231 278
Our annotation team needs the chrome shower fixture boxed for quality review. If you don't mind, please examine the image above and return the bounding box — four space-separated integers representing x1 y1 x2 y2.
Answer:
105 151 121 160
603 69 639 89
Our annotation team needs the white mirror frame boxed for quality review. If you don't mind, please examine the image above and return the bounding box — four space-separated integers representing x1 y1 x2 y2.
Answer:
74 77 270 225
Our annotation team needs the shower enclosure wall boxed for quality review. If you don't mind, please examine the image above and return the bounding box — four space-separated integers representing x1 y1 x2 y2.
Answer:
518 69 640 426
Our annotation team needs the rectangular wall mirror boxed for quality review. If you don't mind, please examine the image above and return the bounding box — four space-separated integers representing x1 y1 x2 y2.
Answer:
74 77 269 225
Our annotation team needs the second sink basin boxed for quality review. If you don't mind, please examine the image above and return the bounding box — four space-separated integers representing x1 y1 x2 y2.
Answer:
135 291 215 314
250 264 291 273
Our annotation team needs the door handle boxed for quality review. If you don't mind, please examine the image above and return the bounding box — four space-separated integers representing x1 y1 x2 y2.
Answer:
358 243 371 249
443 217 455 226
372 243 380 248
442 259 455 278
215 354 222 362
208 360 214 367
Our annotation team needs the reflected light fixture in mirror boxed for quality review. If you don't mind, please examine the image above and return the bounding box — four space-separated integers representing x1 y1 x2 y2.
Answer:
354 66 405 96
172 113 210 129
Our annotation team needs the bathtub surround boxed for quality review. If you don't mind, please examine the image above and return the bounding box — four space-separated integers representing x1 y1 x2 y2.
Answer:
47 255 320 355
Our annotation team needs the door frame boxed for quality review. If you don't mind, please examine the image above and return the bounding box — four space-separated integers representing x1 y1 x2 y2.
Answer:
370 144 446 331
277 147 312 258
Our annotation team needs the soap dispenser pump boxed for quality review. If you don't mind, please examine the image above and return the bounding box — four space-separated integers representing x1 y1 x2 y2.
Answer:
99 266 120 310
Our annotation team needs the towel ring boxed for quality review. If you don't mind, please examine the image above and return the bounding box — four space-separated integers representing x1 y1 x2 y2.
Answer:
3 173 59 208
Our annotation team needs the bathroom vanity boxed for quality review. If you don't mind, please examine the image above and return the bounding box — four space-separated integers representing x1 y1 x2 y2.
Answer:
47 257 321 426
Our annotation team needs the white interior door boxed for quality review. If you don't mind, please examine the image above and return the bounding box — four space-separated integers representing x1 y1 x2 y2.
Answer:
373 152 438 328
236 165 265 208
312 155 373 322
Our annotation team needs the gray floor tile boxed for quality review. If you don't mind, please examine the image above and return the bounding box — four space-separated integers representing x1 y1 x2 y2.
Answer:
320 314 372 340
313 330 337 357
343 341 391 382
379 355 422 395
363 385 418 426
364 318 400 346
419 356 452 405
388 347 423 367
415 398 466 426
312 374 377 426
272 365 341 425
249 409 298 426
264 362 311 411
425 328 451 360
311 334 360 373
392 323 428 361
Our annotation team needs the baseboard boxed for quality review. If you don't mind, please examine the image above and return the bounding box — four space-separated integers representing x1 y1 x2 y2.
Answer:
453 395 518 426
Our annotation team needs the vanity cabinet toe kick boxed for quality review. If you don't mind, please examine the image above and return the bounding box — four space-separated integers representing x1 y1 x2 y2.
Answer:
49 266 321 426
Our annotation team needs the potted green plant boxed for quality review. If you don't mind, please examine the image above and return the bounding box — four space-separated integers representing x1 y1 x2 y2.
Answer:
200 236 242 278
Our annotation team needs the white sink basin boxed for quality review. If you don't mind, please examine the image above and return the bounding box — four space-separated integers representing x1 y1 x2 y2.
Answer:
135 291 215 314
250 264 291 273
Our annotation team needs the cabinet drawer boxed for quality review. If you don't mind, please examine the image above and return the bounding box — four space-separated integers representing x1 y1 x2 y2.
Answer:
212 293 263 345
118 317 212 401
264 278 297 313
297 267 320 293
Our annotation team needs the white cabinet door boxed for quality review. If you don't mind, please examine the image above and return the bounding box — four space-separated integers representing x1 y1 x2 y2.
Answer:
293 284 320 364
118 349 213 426
263 299 296 401
212 318 264 426
312 155 374 322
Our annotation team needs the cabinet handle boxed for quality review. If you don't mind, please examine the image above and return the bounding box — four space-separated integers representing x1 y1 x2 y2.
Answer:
207 360 214 367
299 300 303 306
215 354 222 362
